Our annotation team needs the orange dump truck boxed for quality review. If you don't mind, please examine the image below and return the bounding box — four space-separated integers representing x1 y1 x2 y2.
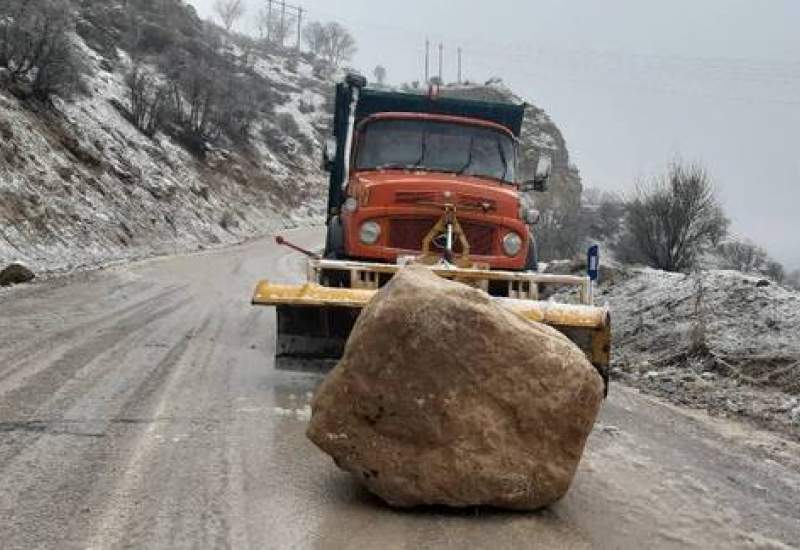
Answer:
253 74 610 392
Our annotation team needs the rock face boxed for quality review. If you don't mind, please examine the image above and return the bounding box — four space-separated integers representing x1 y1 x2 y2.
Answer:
0 263 35 286
307 267 604 510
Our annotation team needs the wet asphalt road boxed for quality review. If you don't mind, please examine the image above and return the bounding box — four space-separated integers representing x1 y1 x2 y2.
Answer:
1 228 799 549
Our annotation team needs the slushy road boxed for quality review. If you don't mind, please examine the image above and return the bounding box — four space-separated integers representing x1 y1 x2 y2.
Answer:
1 229 798 549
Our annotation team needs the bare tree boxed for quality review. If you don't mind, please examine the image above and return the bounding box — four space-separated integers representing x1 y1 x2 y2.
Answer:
125 65 166 137
269 11 296 47
786 269 800 291
161 55 224 152
373 65 387 86
217 72 258 143
765 260 785 284
532 185 585 261
0 0 88 99
616 162 729 272
322 22 356 67
303 21 326 56
257 7 270 41
581 188 625 242
718 240 768 273
213 0 245 33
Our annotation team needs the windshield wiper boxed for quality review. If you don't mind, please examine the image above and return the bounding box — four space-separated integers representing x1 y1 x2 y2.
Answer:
456 137 475 175
496 138 509 181
410 126 428 168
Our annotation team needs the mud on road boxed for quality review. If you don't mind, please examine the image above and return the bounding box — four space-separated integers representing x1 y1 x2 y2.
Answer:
1 229 798 549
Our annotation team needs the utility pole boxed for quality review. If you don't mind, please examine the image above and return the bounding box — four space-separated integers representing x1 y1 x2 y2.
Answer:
424 38 430 83
438 42 443 84
280 0 286 47
266 0 272 42
296 7 303 51
457 47 462 84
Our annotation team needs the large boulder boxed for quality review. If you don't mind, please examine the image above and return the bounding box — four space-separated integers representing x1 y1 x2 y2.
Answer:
0 263 35 286
307 266 604 510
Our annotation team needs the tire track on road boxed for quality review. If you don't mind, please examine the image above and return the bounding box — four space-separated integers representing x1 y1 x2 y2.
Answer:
0 293 194 420
0 296 197 470
0 285 185 381
80 312 231 549
0 311 208 550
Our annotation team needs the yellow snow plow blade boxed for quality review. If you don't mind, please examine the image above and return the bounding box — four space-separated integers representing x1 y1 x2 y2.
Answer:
253 282 375 308
252 280 611 387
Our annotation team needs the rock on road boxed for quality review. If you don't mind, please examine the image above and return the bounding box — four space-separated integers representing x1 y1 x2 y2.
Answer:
1 229 798 549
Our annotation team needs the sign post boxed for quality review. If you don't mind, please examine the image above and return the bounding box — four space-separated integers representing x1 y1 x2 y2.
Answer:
587 245 600 303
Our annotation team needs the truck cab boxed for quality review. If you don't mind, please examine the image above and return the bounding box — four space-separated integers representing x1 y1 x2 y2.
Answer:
324 74 549 274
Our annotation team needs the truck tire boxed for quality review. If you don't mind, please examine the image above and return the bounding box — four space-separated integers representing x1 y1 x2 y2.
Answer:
324 216 345 259
523 237 539 272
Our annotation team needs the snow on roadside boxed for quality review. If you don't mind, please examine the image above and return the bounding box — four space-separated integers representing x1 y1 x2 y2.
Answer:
601 267 800 438
606 268 800 369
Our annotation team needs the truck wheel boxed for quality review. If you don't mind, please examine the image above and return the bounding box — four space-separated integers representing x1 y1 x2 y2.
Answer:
324 216 345 259
523 238 539 272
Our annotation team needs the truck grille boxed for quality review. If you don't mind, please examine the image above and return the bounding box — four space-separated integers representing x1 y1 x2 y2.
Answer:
388 218 495 255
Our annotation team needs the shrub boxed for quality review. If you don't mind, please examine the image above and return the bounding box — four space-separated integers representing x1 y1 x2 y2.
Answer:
786 270 800 290
534 188 586 262
284 55 298 74
581 188 625 242
616 162 728 272
764 260 785 284
276 112 301 137
303 20 356 67
137 22 178 53
297 99 315 114
0 0 90 99
718 241 767 273
125 65 166 137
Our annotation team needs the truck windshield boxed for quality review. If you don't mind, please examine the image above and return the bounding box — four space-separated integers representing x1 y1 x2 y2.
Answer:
355 119 516 183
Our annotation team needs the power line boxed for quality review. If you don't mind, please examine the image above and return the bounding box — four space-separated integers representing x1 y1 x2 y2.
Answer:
425 38 429 83
300 4 800 86
457 47 462 84
437 42 443 83
249 2 800 105
262 0 305 50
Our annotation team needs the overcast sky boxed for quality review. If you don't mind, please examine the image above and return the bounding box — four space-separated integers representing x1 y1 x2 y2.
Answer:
189 0 800 270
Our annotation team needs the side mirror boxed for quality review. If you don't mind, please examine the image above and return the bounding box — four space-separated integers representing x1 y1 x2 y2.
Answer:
322 137 337 171
521 155 552 192
345 72 368 90
522 208 540 225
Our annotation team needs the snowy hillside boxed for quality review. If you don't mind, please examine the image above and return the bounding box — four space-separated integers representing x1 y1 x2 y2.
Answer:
601 268 800 437
0 1 331 274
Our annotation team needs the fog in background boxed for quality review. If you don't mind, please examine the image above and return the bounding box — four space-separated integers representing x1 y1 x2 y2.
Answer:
189 0 800 270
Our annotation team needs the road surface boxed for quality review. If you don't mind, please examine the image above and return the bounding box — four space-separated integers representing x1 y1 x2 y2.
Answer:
1 229 798 549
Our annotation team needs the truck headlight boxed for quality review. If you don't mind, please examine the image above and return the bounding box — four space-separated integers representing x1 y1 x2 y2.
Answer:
359 221 381 244
502 232 523 256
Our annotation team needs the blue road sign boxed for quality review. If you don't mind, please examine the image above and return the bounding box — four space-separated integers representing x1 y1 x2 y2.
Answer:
587 245 600 282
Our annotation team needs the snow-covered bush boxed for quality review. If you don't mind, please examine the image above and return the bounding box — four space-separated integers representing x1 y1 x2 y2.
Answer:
718 240 768 273
616 162 729 272
124 65 166 137
0 0 90 99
